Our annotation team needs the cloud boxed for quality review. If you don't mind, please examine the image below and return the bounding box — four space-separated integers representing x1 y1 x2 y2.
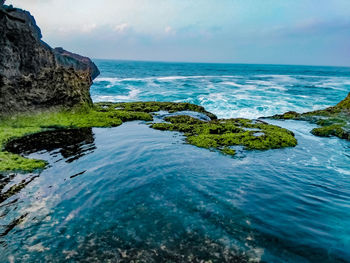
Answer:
81 23 97 33
6 0 350 66
259 18 350 39
114 23 129 33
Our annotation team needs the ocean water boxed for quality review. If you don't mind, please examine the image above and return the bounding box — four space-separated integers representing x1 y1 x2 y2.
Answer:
1 61 350 262
92 61 350 119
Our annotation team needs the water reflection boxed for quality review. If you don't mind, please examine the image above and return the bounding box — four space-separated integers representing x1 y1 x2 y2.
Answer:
0 121 349 262
5 128 96 163
0 128 96 238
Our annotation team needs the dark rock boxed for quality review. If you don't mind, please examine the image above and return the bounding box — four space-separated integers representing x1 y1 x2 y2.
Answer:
5 128 95 162
54 47 100 80
267 92 350 141
0 4 99 114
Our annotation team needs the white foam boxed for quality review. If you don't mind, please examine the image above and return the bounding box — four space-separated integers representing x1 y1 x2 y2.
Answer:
26 243 49 252
155 75 240 81
114 88 140 100
94 88 141 102
94 75 241 84
222 81 245 88
157 76 191 81
334 167 350 176
94 95 117 102
94 77 121 83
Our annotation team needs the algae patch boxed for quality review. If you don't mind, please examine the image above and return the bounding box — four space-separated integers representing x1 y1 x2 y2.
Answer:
0 103 151 172
270 92 350 141
151 115 297 155
0 101 298 172
94 101 217 120
0 102 220 172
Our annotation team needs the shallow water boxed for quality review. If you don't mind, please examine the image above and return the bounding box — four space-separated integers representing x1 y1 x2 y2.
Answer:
1 61 350 262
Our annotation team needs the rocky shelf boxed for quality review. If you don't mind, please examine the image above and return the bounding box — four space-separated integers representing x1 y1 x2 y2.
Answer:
268 92 350 141
0 102 298 172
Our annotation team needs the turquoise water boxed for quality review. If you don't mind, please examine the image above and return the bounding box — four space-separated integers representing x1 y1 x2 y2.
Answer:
1 61 350 262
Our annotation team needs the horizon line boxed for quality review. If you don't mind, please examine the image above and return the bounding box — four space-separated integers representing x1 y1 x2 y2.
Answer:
91 57 350 69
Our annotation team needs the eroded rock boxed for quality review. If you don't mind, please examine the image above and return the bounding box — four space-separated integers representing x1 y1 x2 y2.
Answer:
0 4 99 114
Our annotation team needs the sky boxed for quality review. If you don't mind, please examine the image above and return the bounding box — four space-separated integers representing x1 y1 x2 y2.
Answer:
7 0 350 66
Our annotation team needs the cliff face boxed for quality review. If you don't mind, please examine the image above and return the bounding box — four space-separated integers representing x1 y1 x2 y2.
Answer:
0 3 99 114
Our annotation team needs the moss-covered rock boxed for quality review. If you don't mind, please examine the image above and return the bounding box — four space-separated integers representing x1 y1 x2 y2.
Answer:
0 103 152 172
269 92 350 141
311 125 350 140
0 101 297 172
0 102 218 172
151 115 297 155
95 101 217 120
0 152 47 172
270 111 301 120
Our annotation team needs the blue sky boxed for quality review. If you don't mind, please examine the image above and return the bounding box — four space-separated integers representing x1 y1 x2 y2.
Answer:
8 0 350 66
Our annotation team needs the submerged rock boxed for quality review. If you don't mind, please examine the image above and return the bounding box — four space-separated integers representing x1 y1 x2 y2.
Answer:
269 92 350 141
0 3 99 114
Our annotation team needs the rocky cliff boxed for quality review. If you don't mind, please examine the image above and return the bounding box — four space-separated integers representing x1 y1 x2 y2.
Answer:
0 3 99 114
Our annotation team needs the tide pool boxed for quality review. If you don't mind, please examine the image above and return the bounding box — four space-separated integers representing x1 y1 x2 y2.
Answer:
1 61 350 262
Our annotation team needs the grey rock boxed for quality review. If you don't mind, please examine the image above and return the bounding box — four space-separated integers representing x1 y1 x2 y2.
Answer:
0 4 100 114
54 47 100 80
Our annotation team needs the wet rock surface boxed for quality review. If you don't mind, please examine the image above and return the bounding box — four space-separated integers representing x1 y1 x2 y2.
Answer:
0 128 95 206
0 3 99 114
269 92 350 141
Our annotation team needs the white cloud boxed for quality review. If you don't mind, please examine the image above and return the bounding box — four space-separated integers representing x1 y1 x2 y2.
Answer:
81 23 97 33
114 23 129 33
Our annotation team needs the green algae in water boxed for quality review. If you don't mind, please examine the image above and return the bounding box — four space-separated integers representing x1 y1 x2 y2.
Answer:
151 115 297 155
0 105 143 172
311 124 350 140
0 152 47 173
270 92 350 141
0 102 215 172
95 101 217 120
0 102 297 172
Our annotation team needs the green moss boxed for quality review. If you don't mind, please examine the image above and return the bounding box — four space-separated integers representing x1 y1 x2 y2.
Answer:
0 101 298 172
269 92 350 141
220 147 236 156
151 115 297 155
164 115 204 125
1 109 123 129
270 111 301 120
335 93 350 110
0 101 220 172
0 103 155 172
95 101 217 120
0 152 47 172
311 125 349 140
316 117 346 127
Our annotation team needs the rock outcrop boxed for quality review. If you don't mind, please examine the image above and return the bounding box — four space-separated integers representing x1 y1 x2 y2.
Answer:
269 92 350 140
53 48 100 80
0 3 99 114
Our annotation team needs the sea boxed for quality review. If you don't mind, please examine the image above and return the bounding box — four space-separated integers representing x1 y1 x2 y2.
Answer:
1 60 350 262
